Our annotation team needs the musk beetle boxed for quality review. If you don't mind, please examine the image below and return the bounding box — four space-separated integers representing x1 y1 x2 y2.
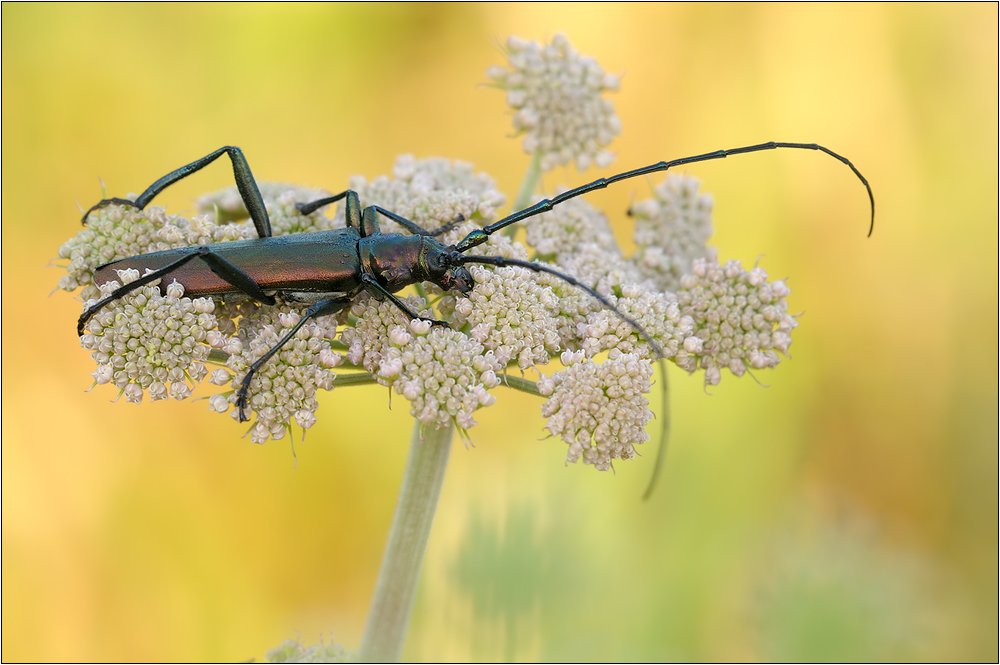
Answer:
77 144 874 422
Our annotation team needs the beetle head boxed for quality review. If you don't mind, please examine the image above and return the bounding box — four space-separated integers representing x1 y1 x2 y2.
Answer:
421 238 474 294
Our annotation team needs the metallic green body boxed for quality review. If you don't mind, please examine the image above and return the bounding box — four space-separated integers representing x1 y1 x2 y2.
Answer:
96 228 376 298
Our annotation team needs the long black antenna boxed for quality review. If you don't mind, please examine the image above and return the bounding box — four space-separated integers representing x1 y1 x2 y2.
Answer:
457 254 664 359
455 141 875 254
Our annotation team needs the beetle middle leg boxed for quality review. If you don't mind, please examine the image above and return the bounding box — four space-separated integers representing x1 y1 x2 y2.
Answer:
78 246 277 335
234 296 352 422
369 206 465 237
298 193 464 237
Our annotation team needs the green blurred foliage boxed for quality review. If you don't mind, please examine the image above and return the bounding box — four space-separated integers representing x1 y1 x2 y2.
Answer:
2 4 996 662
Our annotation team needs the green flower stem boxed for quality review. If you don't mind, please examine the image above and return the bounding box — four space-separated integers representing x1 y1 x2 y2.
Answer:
507 151 543 237
332 371 542 395
206 348 230 364
330 372 379 388
499 372 541 396
359 420 454 663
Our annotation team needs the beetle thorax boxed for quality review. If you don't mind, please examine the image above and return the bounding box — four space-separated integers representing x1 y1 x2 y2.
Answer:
359 235 425 292
359 235 473 295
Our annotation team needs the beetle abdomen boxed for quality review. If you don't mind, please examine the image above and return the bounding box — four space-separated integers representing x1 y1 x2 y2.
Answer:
94 229 363 297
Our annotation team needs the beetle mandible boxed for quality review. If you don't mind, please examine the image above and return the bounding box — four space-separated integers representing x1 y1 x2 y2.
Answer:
76 143 874 422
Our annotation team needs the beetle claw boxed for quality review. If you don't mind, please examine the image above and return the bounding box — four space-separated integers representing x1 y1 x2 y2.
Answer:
236 398 249 422
425 318 451 329
235 379 252 422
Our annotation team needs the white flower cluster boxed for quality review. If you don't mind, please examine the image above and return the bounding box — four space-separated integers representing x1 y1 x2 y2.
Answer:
344 155 506 243
487 34 622 172
217 304 342 444
57 32 810 475
520 197 643 352
62 193 352 443
340 295 432 373
538 350 653 470
59 153 801 468
631 175 717 292
455 264 561 370
79 270 215 403
675 258 797 386
525 196 643 293
524 192 617 259
581 286 693 360
342 296 502 430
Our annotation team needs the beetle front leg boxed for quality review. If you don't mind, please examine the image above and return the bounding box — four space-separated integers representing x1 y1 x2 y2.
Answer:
234 296 352 422
370 206 466 237
359 273 451 328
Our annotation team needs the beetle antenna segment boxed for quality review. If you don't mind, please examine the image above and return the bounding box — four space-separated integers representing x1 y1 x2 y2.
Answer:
454 141 875 254
457 254 664 360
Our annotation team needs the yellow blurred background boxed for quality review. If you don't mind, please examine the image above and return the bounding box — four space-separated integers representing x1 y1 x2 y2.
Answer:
2 4 996 661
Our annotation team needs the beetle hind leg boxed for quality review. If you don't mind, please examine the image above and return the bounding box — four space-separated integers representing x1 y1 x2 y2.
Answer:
82 146 273 239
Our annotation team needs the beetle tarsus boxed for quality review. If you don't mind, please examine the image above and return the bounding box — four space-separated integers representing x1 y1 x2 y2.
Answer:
81 197 138 225
425 214 466 238
236 383 251 422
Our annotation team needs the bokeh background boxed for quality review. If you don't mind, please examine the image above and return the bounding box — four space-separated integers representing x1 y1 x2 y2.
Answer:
3 4 996 662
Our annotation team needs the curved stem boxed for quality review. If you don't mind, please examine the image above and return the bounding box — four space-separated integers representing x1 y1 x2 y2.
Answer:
642 361 671 500
359 420 454 662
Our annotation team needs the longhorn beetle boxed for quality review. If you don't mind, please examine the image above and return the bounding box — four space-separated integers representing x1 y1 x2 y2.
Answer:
77 143 874 423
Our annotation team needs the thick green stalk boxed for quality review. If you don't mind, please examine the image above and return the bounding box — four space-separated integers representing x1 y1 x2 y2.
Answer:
358 420 454 662
509 152 543 231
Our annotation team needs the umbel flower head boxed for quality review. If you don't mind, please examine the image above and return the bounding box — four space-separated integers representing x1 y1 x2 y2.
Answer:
79 270 215 402
58 158 798 468
487 34 622 172
56 34 802 472
539 350 654 470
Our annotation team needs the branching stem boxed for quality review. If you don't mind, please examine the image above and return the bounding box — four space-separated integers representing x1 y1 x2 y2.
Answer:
499 372 541 396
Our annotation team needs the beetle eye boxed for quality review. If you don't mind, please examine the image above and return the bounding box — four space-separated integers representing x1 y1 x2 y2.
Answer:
427 252 446 272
